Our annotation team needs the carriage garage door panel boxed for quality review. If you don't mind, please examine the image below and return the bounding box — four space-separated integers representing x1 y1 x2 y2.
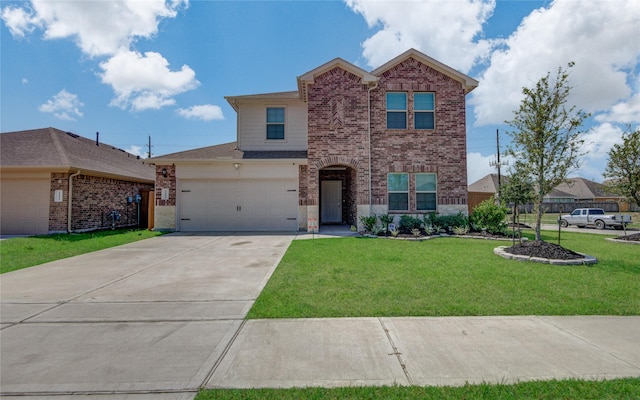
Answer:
1 179 50 235
178 179 298 231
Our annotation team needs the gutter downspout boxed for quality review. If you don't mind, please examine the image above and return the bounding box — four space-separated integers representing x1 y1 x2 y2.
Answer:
367 81 378 216
68 170 81 233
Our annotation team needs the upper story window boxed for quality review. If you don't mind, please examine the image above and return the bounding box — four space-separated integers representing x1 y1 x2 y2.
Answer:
388 173 409 211
416 173 437 211
386 92 407 129
266 107 285 140
414 93 435 130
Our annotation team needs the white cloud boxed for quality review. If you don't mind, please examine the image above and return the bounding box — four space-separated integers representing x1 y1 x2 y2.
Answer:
471 0 640 126
100 50 199 111
595 93 640 124
1 5 40 38
2 0 188 57
38 89 84 121
574 123 624 181
177 105 224 121
125 145 146 159
345 0 496 72
3 0 198 112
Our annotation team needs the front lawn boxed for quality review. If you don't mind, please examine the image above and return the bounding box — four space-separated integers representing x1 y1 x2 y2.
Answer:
0 229 164 274
247 231 640 318
196 378 640 400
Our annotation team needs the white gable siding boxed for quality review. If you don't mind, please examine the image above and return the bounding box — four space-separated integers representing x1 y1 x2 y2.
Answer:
237 101 308 151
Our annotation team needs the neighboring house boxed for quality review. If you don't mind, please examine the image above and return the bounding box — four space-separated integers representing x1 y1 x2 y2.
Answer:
468 174 629 212
0 127 155 235
147 49 478 232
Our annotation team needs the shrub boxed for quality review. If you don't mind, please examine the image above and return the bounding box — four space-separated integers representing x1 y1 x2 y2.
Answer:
398 215 422 234
471 197 508 234
424 212 469 234
359 214 378 232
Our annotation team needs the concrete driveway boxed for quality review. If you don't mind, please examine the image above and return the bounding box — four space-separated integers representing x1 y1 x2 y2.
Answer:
0 232 295 399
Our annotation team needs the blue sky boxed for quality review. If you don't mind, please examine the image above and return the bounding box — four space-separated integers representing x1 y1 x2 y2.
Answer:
2 0 639 184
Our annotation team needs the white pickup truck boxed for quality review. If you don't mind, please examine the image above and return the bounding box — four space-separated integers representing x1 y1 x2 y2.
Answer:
558 208 632 230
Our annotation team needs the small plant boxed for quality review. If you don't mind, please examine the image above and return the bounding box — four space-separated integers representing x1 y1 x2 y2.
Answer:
379 214 395 236
359 214 378 233
453 226 469 235
411 228 422 240
350 225 357 232
371 225 384 236
390 228 400 238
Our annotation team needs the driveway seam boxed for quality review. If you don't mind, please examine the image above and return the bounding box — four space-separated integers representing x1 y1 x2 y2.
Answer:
199 319 248 389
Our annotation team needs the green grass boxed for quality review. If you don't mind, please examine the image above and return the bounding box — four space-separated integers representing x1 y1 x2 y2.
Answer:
0 229 164 274
196 377 640 399
247 231 640 319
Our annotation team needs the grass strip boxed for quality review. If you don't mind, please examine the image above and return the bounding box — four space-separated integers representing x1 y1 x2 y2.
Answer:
0 229 164 274
196 377 640 399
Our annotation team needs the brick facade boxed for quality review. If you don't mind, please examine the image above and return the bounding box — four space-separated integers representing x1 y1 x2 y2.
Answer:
48 172 153 233
370 57 468 211
302 56 469 230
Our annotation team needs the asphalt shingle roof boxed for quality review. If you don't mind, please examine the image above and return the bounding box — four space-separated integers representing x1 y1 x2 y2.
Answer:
0 127 154 182
147 142 307 162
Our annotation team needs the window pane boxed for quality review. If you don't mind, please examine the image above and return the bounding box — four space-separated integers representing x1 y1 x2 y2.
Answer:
387 112 407 129
415 112 434 129
267 107 284 123
267 124 284 139
388 173 408 191
416 173 436 191
389 193 408 211
386 92 407 110
416 193 436 211
415 93 434 110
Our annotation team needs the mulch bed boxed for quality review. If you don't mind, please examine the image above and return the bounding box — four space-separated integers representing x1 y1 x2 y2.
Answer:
504 240 584 260
616 233 640 242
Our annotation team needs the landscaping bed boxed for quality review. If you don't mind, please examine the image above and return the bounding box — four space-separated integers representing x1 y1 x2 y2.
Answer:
504 240 584 260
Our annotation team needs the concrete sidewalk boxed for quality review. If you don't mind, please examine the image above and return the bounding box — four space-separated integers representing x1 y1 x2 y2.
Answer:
207 316 640 389
2 232 639 399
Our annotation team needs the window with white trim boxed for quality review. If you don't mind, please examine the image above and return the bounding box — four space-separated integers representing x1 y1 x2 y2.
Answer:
386 92 407 129
414 93 435 130
266 107 285 140
388 173 409 211
416 173 437 211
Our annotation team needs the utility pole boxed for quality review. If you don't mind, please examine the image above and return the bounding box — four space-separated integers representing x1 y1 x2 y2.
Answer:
146 135 152 158
489 129 508 199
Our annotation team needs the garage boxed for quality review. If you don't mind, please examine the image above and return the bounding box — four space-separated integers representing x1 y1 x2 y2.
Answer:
177 179 298 231
1 178 50 235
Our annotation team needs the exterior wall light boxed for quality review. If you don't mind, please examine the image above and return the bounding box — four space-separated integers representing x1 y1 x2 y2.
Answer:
233 163 242 170
161 167 168 177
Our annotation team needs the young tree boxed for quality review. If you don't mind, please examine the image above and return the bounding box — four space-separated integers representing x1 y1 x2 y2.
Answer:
500 162 535 243
505 63 589 241
603 127 640 208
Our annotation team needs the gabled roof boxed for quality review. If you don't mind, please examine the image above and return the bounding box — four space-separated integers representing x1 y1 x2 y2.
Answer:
554 177 621 199
146 141 307 163
372 48 479 94
0 127 154 182
468 174 509 193
297 58 378 102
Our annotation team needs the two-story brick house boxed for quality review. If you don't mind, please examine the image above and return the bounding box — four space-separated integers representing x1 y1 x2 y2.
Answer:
147 49 478 232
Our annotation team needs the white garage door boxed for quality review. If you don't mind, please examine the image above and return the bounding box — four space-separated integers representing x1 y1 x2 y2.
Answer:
177 179 298 231
1 179 50 235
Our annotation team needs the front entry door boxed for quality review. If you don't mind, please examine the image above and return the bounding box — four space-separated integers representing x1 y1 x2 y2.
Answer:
321 180 342 223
